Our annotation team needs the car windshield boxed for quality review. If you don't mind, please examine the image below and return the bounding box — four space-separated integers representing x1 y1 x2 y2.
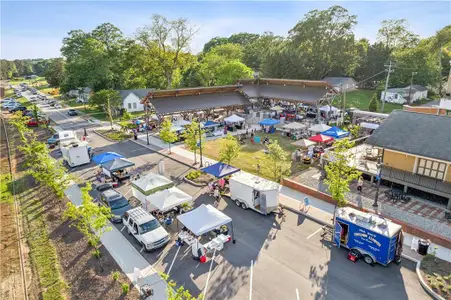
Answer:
139 219 161 234
109 198 129 210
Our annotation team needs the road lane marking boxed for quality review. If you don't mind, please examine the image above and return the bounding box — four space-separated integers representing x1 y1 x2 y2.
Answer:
296 288 300 300
124 189 132 197
120 226 126 232
167 246 181 276
202 248 216 300
249 260 254 300
307 228 322 239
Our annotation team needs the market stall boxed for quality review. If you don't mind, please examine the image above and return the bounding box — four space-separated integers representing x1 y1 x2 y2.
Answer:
201 162 241 179
101 157 135 181
92 152 124 165
177 204 235 261
309 134 334 144
292 138 316 149
321 126 349 139
282 122 308 139
224 114 245 131
259 118 280 133
202 120 223 137
308 123 331 134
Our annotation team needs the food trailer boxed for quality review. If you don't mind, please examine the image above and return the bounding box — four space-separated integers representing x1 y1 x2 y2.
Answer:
229 172 280 215
60 139 91 167
334 207 403 266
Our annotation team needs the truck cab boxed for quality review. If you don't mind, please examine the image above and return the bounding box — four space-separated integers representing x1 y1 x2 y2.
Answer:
123 207 170 251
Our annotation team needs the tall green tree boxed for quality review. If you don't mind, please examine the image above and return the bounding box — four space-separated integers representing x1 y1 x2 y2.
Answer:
136 14 198 88
215 60 253 85
262 140 291 182
45 58 65 87
377 19 419 51
219 134 241 165
159 119 178 153
89 90 122 129
203 36 230 52
324 139 361 208
181 120 205 165
228 32 260 46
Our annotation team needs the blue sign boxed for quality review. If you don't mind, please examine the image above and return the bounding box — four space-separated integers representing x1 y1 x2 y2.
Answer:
304 197 310 207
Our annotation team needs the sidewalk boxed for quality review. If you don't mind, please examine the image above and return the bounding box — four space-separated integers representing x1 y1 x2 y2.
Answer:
147 139 451 263
64 182 168 299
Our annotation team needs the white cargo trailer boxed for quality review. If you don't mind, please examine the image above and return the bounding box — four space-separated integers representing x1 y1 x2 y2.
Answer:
60 140 91 167
229 172 279 215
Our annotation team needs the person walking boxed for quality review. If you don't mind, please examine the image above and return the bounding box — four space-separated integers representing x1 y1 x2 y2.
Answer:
357 176 364 192
133 130 138 140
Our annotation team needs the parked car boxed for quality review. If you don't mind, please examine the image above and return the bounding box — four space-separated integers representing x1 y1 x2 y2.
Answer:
96 184 133 223
49 101 57 107
123 207 170 251
54 104 62 109
47 133 60 145
27 117 49 127
68 109 78 116
9 106 27 113
3 101 18 109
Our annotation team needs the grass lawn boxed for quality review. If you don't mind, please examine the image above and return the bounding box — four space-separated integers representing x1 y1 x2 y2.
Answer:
334 89 404 113
201 133 311 180
97 129 132 141
420 254 451 298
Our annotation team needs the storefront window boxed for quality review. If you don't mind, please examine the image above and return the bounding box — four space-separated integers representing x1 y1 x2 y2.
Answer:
417 158 446 180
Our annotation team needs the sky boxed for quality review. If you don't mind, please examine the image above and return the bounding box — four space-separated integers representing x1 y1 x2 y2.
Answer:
1 1 450 60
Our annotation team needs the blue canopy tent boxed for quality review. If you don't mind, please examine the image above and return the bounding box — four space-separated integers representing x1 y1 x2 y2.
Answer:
321 126 349 139
259 119 280 126
92 152 124 165
202 120 220 128
201 162 240 179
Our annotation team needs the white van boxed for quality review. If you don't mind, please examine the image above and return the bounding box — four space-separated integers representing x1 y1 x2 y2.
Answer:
123 207 170 251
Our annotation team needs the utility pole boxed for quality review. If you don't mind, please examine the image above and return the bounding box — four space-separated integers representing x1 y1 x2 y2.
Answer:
407 72 418 105
381 61 393 113
145 104 150 145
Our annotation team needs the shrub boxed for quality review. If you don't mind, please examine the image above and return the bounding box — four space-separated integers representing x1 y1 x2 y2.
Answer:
121 283 130 294
92 249 101 259
186 170 202 180
112 271 119 281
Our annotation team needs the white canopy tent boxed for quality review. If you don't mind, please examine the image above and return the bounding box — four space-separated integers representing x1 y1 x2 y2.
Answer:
319 105 339 112
170 125 185 132
224 114 245 123
138 187 193 213
177 204 234 239
292 138 316 148
360 122 380 130
173 119 191 127
270 105 283 111
132 173 174 196
283 122 308 130
309 123 331 133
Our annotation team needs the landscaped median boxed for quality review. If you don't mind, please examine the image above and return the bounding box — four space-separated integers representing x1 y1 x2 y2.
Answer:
419 254 451 299
96 129 133 141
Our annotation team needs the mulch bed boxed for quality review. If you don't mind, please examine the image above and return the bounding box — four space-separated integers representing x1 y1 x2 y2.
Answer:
420 254 451 299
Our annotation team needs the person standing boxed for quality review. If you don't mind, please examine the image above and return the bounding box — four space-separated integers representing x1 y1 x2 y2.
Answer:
133 130 138 140
357 176 364 192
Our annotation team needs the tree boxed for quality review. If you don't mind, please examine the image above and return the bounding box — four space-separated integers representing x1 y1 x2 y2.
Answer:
261 140 291 182
89 90 122 129
368 93 379 112
219 134 241 165
159 119 178 153
65 183 112 266
181 120 205 164
160 273 202 300
243 32 283 71
377 19 419 51
228 32 260 46
209 43 244 60
324 139 361 208
203 36 229 52
136 14 197 88
45 58 65 87
215 60 253 85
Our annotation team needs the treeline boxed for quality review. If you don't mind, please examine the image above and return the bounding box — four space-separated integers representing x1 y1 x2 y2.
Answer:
19 6 451 96
0 58 51 79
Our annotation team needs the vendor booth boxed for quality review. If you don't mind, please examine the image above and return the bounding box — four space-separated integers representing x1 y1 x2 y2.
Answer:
308 123 331 133
360 122 379 130
224 114 245 131
282 122 308 139
321 126 349 139
202 120 223 137
101 157 135 181
92 152 124 165
177 204 235 261
201 162 240 179
292 138 316 148
259 118 280 133
309 134 334 144
270 105 283 112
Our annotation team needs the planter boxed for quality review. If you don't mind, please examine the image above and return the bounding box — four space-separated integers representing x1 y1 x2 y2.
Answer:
183 176 207 187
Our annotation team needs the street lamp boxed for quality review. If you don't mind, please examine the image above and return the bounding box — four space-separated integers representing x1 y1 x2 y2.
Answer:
373 156 383 208
145 104 150 145
198 122 203 167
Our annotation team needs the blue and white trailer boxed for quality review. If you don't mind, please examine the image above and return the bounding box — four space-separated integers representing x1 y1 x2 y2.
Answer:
334 207 403 266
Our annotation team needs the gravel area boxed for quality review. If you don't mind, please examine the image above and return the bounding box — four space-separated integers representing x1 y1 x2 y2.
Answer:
294 168 451 240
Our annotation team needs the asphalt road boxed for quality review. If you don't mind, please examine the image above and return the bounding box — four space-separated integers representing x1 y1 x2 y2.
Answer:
29 90 430 300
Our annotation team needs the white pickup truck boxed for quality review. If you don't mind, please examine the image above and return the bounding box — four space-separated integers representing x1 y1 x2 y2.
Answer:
123 207 170 251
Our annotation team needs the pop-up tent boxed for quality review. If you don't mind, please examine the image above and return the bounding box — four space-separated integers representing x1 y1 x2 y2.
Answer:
138 187 193 213
360 122 379 130
283 122 307 130
170 125 185 132
292 138 316 148
132 173 174 196
173 119 191 127
309 123 331 133
309 134 334 143
93 152 124 165
201 162 240 178
202 120 220 128
259 119 280 126
224 114 245 123
270 105 283 111
319 105 339 113
101 157 135 172
321 126 349 139
177 204 234 241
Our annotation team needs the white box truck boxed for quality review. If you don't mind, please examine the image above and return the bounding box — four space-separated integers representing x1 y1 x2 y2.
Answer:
229 172 280 215
60 139 91 167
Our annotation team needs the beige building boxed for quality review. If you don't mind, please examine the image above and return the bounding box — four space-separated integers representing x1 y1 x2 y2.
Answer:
367 111 451 208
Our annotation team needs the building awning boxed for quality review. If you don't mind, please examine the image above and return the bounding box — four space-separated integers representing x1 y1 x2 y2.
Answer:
259 118 280 126
201 162 240 178
177 204 232 236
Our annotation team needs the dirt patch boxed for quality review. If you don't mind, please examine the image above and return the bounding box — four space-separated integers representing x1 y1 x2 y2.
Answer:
4 121 140 299
420 255 451 299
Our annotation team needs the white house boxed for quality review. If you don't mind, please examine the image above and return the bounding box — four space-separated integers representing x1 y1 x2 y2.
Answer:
67 87 92 103
119 89 154 112
381 85 428 104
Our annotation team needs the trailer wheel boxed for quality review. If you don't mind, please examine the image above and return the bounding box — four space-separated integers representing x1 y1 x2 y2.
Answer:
363 255 374 265
240 202 248 210
234 200 241 207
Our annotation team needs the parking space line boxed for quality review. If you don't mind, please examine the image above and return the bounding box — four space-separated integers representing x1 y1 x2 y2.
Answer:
124 189 132 197
167 246 181 276
120 226 126 232
202 248 217 300
296 288 300 300
140 246 145 253
249 260 254 300
306 228 322 240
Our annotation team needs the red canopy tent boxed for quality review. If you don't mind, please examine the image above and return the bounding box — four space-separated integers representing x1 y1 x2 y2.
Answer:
309 134 334 143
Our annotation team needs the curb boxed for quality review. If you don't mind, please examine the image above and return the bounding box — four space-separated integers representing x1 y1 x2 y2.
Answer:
416 259 445 300
183 177 207 187
93 130 130 143
280 204 333 228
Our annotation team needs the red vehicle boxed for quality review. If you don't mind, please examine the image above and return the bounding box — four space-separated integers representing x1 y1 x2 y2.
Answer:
27 117 49 127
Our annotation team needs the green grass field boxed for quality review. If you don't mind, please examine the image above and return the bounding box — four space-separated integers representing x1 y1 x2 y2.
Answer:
201 133 311 180
334 89 404 113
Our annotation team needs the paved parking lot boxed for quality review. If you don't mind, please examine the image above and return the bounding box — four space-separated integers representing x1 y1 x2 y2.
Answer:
40 104 430 300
